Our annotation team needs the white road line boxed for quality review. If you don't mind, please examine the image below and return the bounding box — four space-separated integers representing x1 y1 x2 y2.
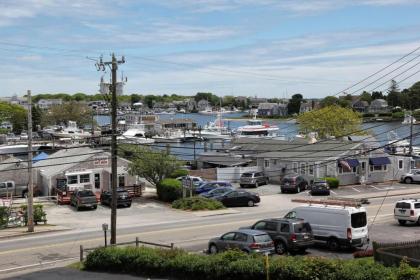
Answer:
330 190 337 195
352 187 361 193
370 185 382 190
0 257 77 273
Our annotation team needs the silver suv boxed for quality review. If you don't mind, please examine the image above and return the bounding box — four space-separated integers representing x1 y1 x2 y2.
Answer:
240 172 268 188
400 170 420 184
394 198 420 225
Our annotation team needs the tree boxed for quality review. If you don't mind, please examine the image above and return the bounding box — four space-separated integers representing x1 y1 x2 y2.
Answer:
31 105 44 131
124 145 181 186
0 102 27 133
44 101 93 126
319 96 338 108
386 80 400 107
408 81 420 109
359 91 372 104
371 91 383 100
287 94 303 115
297 105 363 139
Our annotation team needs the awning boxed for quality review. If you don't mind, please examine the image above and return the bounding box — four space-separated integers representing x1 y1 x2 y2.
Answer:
369 157 391 166
337 159 360 168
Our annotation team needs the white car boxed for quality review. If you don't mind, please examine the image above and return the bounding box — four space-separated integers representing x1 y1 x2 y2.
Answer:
394 199 420 225
176 176 206 187
400 170 420 184
19 133 28 140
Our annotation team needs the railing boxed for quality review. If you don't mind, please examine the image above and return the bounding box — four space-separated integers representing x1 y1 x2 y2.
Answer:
79 237 175 262
373 240 420 267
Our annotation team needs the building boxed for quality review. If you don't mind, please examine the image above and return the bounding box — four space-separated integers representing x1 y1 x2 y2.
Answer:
185 99 197 112
197 99 211 111
249 97 268 108
352 100 369 113
299 102 312 114
33 147 137 196
369 99 390 114
155 118 197 132
257 103 279 116
0 156 29 187
37 99 63 110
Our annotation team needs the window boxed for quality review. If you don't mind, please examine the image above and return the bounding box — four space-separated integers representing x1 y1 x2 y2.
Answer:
309 164 314 175
352 166 357 173
338 166 354 174
272 159 277 165
399 160 404 170
265 222 277 231
264 160 270 168
79 174 90 183
300 163 306 175
415 203 420 209
361 162 366 172
234 233 248 242
280 223 290 233
293 223 312 233
351 212 367 228
254 221 266 230
253 234 271 243
94 174 100 189
0 183 6 189
293 163 298 173
285 211 296 219
118 175 125 187
221 232 235 240
370 165 387 172
67 175 78 184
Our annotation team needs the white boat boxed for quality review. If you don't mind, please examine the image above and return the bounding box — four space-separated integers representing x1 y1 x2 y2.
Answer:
402 114 417 125
198 106 214 115
152 129 203 143
234 114 279 138
199 112 231 140
118 126 154 145
52 121 92 139
155 111 176 115
385 131 420 155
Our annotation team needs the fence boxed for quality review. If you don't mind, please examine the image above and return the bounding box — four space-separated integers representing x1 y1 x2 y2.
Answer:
79 237 175 262
217 166 261 182
373 240 420 267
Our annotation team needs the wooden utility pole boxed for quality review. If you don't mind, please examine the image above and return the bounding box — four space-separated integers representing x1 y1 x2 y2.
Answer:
410 108 414 155
95 54 125 245
27 90 34 232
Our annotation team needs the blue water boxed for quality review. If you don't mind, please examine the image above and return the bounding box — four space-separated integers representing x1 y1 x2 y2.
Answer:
96 113 420 160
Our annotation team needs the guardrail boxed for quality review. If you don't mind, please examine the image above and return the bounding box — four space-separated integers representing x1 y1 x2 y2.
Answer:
79 237 175 262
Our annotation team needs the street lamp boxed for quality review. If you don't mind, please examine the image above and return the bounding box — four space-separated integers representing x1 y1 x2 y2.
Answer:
102 223 109 247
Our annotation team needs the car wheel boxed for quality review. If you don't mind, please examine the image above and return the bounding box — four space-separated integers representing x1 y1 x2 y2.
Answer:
417 218 420 226
247 200 255 207
327 238 340 251
127 203 132 208
275 241 287 255
398 220 407 226
22 191 28 198
405 177 413 184
296 186 301 193
255 181 259 188
209 244 218 254
281 189 285 194
93 205 97 210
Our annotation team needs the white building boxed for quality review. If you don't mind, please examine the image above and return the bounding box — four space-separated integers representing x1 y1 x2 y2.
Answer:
37 99 63 109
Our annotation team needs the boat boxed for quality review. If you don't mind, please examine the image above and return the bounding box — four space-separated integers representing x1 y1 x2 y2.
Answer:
198 106 214 115
234 113 279 138
199 112 231 140
152 130 203 143
402 113 417 125
155 110 176 115
117 126 155 145
385 131 420 156
51 121 92 139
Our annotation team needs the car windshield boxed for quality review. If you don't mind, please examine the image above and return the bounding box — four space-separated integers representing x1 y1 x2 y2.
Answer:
396 202 411 209
78 190 94 197
242 173 253 177
351 212 367 228
253 234 272 243
293 223 312 233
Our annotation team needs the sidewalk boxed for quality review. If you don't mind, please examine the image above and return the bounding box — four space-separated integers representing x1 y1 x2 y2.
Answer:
0 225 70 240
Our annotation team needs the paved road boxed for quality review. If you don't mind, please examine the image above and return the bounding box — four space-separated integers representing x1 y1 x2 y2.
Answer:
1 186 420 278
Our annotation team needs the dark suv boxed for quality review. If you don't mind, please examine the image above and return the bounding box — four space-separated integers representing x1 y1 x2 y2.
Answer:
240 172 268 188
243 218 314 254
100 188 132 208
280 174 309 193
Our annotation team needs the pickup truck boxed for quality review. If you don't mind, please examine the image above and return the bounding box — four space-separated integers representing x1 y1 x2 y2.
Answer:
70 190 98 211
0 181 28 198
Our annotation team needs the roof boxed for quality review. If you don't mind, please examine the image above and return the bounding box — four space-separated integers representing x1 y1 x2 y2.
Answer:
33 147 105 178
258 103 278 110
235 229 267 235
0 156 27 171
198 153 252 167
352 100 369 107
156 118 196 125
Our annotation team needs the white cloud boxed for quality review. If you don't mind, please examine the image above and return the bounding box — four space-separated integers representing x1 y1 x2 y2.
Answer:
16 55 43 61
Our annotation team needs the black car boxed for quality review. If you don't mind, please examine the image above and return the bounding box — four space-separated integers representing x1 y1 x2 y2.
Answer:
280 174 309 193
213 190 260 207
310 180 330 196
100 188 132 208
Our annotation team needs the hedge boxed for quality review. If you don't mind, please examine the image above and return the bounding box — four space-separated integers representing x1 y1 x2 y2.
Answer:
392 112 405 119
84 246 420 280
325 177 339 188
172 197 225 211
20 204 47 225
156 178 182 202
0 206 8 228
169 169 189 178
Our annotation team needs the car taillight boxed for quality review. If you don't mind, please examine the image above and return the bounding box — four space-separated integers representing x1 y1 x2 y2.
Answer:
249 243 261 249
411 210 415 216
290 234 297 242
347 228 352 240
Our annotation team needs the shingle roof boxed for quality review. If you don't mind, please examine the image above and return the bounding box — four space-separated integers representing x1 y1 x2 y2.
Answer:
198 152 252 167
0 156 27 171
258 103 277 110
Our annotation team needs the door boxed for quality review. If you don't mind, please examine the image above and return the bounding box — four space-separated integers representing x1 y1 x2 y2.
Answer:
232 232 248 250
219 232 236 251
94 174 101 189
264 221 279 240
280 222 290 241
413 170 420 181
236 191 251 206
223 191 239 206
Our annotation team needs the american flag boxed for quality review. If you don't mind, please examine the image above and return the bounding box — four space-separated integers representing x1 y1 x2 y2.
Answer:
339 160 352 172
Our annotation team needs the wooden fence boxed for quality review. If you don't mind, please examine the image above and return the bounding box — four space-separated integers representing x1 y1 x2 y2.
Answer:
373 240 420 267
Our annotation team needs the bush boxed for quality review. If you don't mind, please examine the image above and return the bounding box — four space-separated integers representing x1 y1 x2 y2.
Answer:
156 179 182 202
169 169 189 178
378 112 392 117
20 204 47 225
392 112 405 119
0 206 8 228
84 246 420 280
325 177 339 188
363 113 374 118
172 197 225 211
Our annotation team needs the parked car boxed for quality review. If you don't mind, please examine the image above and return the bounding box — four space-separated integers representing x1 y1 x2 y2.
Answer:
194 181 233 194
208 229 274 255
213 190 260 207
70 190 98 211
394 198 420 225
280 174 309 193
285 203 368 250
239 171 268 188
0 181 29 198
309 180 330 196
100 188 132 208
242 218 314 254
199 187 234 198
19 132 28 140
400 170 420 184
176 176 206 187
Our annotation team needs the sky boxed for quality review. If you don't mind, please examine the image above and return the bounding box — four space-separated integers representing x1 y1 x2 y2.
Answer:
1 0 420 98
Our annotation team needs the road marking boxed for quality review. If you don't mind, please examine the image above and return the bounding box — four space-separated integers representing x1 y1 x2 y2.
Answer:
0 257 77 273
352 187 361 193
370 185 382 190
330 190 337 195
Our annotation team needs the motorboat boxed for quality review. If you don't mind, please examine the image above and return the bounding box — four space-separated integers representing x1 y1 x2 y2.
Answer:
198 106 214 115
234 114 279 138
199 113 231 140
152 130 203 143
385 131 420 155
118 126 154 145
51 121 92 139
402 113 417 125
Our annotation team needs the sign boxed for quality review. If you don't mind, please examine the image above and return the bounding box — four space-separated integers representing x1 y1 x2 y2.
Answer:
94 157 109 166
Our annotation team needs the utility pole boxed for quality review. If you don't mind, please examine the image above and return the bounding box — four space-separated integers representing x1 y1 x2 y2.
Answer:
95 54 125 244
410 107 414 155
27 90 34 232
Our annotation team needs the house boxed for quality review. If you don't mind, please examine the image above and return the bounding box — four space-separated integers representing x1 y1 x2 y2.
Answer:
186 99 197 112
33 147 137 196
37 99 63 110
249 97 268 108
197 99 211 111
369 99 390 114
155 118 197 132
352 100 369 113
197 152 253 169
257 103 279 116
299 102 312 114
278 103 288 116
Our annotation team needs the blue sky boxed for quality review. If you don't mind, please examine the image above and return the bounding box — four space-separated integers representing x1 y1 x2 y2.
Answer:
1 0 420 98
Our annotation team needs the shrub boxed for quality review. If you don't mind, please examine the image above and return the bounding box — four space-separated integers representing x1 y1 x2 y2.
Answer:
169 169 189 178
20 204 47 225
0 206 8 228
392 112 405 119
363 113 374 118
172 197 225 211
84 246 420 280
156 179 182 202
325 177 339 188
378 112 392 117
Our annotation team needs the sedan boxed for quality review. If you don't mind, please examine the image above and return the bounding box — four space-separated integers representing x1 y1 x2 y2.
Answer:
100 188 132 208
310 180 330 196
195 181 233 194
199 187 234 198
208 229 274 255
213 190 260 207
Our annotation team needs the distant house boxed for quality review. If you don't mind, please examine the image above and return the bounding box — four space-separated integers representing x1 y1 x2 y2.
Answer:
249 97 268 108
186 99 197 112
369 99 390 114
278 103 288 116
37 99 63 110
352 100 369 113
197 99 211 111
257 103 279 116
299 102 312 114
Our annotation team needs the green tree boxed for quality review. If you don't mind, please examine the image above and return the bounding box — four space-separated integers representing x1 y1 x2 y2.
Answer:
44 101 93 126
359 91 372 104
123 145 181 186
0 102 27 133
297 105 363 139
319 96 338 107
371 91 384 100
409 81 420 109
287 93 303 115
31 106 44 131
130 94 142 104
386 80 400 107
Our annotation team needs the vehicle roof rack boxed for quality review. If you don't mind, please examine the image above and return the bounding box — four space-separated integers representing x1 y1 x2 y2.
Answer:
291 197 362 208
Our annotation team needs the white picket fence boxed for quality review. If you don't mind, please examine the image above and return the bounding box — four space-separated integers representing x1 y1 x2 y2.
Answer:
217 166 262 182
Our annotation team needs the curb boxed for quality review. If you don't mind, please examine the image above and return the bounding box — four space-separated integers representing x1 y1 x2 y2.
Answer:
360 191 420 201
0 227 70 241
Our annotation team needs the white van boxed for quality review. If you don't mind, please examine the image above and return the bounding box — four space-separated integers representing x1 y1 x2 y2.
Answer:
284 204 369 250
